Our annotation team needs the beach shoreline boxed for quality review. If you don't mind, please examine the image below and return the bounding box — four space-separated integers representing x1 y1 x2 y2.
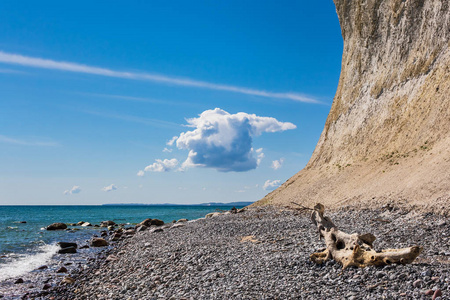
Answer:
18 205 447 299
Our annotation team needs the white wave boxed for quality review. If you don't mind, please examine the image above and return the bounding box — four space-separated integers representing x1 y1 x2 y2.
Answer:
0 243 59 281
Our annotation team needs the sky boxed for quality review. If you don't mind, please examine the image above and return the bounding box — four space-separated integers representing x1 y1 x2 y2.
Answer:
0 1 343 205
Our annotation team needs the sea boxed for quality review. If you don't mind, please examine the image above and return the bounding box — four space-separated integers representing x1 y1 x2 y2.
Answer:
0 204 244 290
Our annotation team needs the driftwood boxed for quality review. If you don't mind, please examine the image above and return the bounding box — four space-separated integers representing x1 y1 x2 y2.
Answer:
306 203 422 269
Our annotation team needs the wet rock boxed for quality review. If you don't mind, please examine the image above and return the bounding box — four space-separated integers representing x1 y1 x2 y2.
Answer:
14 278 24 284
79 245 89 249
177 219 188 223
110 232 122 241
46 223 67 230
81 222 92 227
58 246 77 254
57 242 77 249
56 266 68 273
101 220 116 227
19 221 26 224
37 265 48 270
91 238 108 247
43 283 51 290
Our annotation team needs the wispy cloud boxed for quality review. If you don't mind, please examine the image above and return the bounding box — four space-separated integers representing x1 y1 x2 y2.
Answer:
271 158 285 170
0 68 26 74
0 134 59 147
0 51 319 103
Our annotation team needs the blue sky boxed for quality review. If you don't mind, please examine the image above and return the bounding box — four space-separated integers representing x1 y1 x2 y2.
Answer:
0 1 342 205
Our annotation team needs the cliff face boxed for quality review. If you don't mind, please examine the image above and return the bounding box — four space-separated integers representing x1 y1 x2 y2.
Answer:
256 0 450 213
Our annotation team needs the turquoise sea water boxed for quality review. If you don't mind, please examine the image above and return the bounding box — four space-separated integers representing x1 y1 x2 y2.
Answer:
0 204 241 281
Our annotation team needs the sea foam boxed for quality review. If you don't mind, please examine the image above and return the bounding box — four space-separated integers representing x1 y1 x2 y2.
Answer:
0 243 59 281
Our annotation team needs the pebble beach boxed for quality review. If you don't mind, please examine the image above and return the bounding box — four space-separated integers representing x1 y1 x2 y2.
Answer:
10 206 450 299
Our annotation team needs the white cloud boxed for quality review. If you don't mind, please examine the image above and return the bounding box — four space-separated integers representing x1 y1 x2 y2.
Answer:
64 186 81 195
137 170 145 177
163 147 173 153
173 108 295 172
167 136 178 146
271 158 285 170
144 158 179 172
0 134 59 147
102 184 118 192
263 180 281 191
0 51 319 103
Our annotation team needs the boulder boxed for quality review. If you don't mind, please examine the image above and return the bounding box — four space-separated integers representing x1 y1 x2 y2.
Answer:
81 222 92 227
56 266 67 273
14 278 24 284
177 219 188 223
46 223 67 230
124 229 135 235
19 221 27 224
110 232 122 241
100 220 116 227
136 225 148 232
91 238 108 247
76 221 84 226
107 225 115 231
37 265 48 270
139 218 164 227
57 242 77 249
205 212 221 218
58 247 77 254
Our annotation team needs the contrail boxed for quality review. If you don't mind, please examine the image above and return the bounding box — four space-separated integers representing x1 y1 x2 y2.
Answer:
0 51 319 103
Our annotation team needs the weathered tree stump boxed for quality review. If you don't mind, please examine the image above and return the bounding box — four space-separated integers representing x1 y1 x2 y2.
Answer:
306 203 422 269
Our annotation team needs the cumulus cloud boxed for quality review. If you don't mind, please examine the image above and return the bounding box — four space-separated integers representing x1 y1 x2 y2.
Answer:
167 136 178 146
64 186 81 195
271 158 285 170
137 170 145 177
163 147 173 153
102 184 118 192
173 108 295 172
263 180 281 191
144 158 179 172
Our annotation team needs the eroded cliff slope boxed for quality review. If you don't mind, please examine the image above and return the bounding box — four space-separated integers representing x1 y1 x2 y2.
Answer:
257 0 449 213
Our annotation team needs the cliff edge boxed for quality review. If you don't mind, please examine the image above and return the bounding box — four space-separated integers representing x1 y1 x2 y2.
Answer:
255 0 449 213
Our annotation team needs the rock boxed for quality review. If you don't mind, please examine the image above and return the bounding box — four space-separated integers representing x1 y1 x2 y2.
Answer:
76 221 84 226
107 225 115 231
124 229 135 235
171 223 185 229
177 219 188 223
19 221 26 224
37 265 48 270
79 245 89 249
43 283 51 290
422 269 433 277
110 233 122 241
426 290 435 296
14 278 24 284
151 228 163 233
136 225 148 232
101 231 108 237
433 289 442 300
376 271 386 278
61 277 75 284
101 220 116 227
81 222 92 227
94 224 100 227
57 242 77 249
106 255 119 262
91 238 108 247
58 246 77 254
46 223 67 230
56 266 67 273
139 218 164 227
413 279 423 288
205 212 221 218
230 207 238 214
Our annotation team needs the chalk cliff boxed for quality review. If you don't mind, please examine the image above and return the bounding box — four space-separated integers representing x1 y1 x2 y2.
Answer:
257 0 449 213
